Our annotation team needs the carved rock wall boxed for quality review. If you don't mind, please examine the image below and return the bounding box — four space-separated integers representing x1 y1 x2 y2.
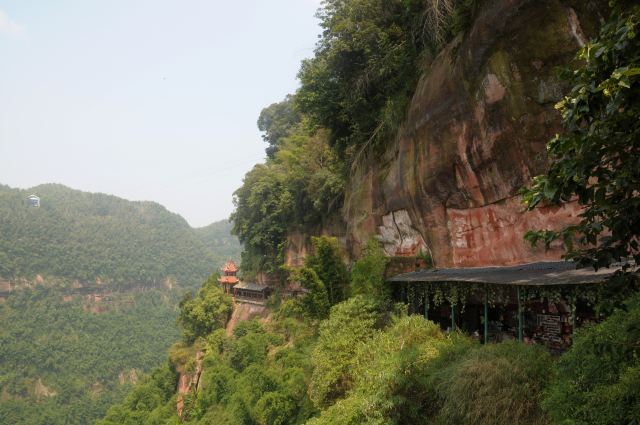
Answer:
341 0 603 267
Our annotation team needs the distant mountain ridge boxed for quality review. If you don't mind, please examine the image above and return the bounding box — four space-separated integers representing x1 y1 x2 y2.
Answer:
194 219 241 263
0 183 240 288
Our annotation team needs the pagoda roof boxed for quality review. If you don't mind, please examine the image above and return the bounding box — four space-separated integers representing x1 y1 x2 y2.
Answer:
222 260 238 273
219 275 239 284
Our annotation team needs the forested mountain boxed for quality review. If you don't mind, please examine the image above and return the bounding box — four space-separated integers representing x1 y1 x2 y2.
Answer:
0 285 182 425
0 183 241 424
0 183 238 288
195 220 241 265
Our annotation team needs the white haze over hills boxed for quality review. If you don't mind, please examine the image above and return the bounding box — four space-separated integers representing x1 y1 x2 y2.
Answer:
0 1 322 226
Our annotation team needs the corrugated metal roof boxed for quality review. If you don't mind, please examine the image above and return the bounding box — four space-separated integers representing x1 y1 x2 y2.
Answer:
234 281 268 291
386 261 623 286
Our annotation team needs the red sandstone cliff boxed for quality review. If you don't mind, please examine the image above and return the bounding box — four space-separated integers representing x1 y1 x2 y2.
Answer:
286 0 606 268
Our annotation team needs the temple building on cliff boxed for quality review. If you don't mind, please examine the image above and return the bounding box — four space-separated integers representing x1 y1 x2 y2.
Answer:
218 260 271 302
218 260 239 294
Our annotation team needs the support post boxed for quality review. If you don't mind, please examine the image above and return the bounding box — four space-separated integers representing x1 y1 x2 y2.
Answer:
451 304 457 331
571 294 577 337
517 287 523 342
424 293 429 320
484 286 489 344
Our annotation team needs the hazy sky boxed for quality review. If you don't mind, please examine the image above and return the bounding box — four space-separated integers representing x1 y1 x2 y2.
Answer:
0 0 321 227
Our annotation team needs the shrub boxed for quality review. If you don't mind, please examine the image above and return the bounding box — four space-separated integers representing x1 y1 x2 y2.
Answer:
543 293 640 425
309 296 381 407
350 239 390 305
431 341 553 425
178 274 233 343
306 236 350 305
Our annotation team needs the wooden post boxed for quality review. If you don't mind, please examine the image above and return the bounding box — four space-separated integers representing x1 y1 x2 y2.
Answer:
451 304 457 331
517 287 523 342
424 292 429 320
484 285 489 344
571 293 577 337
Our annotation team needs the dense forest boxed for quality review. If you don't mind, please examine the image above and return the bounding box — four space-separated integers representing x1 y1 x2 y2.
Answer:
0 286 181 424
0 183 240 288
194 220 241 266
0 185 241 424
98 237 640 424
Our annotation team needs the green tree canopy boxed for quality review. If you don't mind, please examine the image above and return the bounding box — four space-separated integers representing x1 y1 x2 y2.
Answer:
543 293 640 424
178 273 233 344
257 95 301 158
231 121 344 276
296 0 475 160
0 183 233 288
294 267 330 321
309 296 381 407
350 239 390 304
305 236 350 306
522 4 640 272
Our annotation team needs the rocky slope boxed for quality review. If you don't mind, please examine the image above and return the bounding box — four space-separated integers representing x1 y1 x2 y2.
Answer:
288 0 606 268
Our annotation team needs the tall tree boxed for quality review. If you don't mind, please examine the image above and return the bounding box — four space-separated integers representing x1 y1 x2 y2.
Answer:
257 95 300 158
350 239 390 304
305 236 349 305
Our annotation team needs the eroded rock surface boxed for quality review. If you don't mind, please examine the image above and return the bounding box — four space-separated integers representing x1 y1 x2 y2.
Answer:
342 0 600 267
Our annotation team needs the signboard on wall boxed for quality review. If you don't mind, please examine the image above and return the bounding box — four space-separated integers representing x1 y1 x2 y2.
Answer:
537 314 564 343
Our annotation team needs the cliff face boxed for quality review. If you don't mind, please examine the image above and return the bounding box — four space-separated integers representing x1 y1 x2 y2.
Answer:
330 0 605 268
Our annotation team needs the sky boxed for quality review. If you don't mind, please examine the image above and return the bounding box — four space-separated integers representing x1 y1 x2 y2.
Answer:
0 0 322 227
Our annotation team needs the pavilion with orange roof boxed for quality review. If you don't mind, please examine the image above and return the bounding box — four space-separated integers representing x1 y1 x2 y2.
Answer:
218 260 239 294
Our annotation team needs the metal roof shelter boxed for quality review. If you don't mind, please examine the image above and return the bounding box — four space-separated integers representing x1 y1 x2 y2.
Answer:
233 282 268 292
387 261 620 286
233 281 271 302
387 261 626 346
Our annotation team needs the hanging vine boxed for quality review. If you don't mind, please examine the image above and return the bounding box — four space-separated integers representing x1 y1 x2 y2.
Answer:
401 281 605 315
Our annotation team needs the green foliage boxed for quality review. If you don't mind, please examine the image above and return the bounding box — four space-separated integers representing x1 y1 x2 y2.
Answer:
294 267 330 320
308 316 464 425
521 5 640 270
96 362 179 425
0 286 181 425
350 239 390 304
99 292 564 425
257 95 301 158
0 183 232 287
231 162 294 275
233 0 486 276
178 273 233 343
296 0 473 160
231 124 344 275
309 296 381 407
194 219 242 265
306 236 350 305
543 293 640 425
226 322 283 372
101 294 319 425
310 316 553 425
430 342 554 425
